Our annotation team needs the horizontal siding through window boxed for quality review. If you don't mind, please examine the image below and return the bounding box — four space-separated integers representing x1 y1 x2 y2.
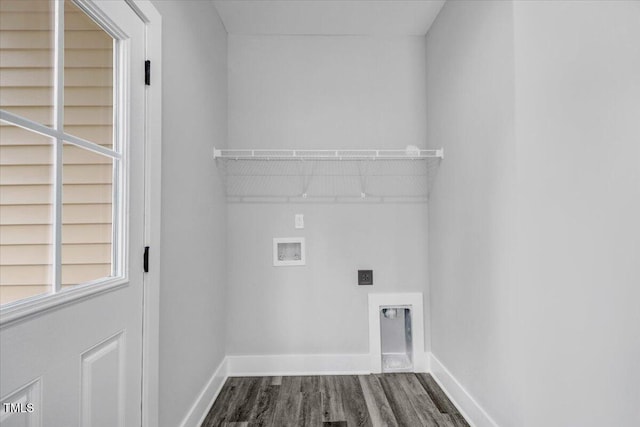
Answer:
0 224 112 245
0 1 115 304
0 243 112 265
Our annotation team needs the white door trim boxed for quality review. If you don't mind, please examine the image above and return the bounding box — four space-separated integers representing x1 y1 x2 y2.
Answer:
123 1 162 426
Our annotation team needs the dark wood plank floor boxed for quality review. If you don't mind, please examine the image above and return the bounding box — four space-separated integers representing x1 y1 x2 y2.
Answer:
201 373 470 427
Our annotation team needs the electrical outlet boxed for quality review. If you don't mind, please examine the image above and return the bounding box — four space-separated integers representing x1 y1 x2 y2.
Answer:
358 270 373 286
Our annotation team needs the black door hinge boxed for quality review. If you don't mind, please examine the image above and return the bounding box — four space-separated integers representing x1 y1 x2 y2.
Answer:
143 246 150 273
145 60 151 86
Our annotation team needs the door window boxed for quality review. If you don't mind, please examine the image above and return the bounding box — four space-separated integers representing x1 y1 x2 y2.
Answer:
0 0 123 306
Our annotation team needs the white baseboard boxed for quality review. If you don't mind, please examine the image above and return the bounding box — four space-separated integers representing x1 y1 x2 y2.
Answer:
179 357 229 427
227 353 371 376
428 353 500 427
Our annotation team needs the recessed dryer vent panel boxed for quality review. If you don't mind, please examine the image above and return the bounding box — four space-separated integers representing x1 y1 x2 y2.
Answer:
273 237 306 266
380 306 413 372
368 292 425 373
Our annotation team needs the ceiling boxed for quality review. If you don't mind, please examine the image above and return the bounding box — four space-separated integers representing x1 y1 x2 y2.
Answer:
212 0 446 36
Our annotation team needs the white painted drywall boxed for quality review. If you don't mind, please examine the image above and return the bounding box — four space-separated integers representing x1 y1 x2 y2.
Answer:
228 35 428 149
227 203 428 355
226 35 430 357
426 1 520 425
214 0 445 36
428 1 640 426
513 2 640 426
150 2 228 427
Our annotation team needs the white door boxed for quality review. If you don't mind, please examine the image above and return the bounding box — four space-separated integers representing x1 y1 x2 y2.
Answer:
0 0 146 426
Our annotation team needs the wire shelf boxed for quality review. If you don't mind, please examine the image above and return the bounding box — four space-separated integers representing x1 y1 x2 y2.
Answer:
213 148 443 203
214 148 443 161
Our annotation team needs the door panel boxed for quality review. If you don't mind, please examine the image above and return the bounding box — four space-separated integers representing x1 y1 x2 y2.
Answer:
0 1 146 425
80 332 124 427
0 378 41 427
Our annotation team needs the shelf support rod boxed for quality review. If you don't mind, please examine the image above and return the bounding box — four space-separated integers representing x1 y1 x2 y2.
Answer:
301 160 315 198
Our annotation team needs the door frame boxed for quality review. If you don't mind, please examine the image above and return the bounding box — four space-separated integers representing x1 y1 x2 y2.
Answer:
122 1 162 426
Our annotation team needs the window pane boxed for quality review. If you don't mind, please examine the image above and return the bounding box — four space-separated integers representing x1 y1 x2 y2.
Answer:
0 123 54 305
62 143 113 289
64 0 114 148
0 0 55 126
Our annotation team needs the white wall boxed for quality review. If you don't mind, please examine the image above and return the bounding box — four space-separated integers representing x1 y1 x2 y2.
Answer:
426 1 520 425
228 35 427 149
227 203 428 355
513 2 640 426
150 2 228 427
428 1 640 426
226 36 430 357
